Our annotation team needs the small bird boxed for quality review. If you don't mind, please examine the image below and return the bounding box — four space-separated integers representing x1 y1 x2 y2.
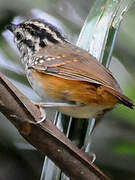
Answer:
6 19 134 123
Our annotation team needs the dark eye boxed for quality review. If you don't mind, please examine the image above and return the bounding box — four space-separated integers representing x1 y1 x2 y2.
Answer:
16 32 22 41
39 40 46 48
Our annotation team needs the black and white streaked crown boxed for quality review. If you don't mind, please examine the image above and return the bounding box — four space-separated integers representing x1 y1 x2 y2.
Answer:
19 19 66 45
6 19 67 66
7 19 66 52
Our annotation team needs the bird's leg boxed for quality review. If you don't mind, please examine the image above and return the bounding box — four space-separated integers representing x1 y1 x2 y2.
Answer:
31 101 80 124
27 102 47 124
34 102 80 108
81 141 96 163
81 135 96 163
83 151 96 163
36 105 47 124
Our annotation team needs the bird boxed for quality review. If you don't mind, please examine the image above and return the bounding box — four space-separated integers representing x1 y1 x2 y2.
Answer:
6 19 134 125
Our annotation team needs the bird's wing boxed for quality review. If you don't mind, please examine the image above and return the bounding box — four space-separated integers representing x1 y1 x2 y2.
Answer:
31 43 134 108
31 43 121 91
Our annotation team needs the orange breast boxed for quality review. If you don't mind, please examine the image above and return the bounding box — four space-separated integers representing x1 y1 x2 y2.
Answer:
33 70 119 108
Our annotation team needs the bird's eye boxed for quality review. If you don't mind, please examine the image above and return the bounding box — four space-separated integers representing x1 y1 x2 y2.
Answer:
16 32 23 41
39 40 46 48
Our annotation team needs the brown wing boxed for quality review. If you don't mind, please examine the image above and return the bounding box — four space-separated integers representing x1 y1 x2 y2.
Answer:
31 43 134 109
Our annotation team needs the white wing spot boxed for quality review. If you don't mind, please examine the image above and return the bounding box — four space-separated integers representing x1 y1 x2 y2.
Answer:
46 57 53 61
57 56 61 59
34 61 38 65
39 59 44 63
51 57 55 60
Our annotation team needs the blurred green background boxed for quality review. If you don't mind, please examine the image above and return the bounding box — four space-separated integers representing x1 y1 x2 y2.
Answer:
0 0 135 179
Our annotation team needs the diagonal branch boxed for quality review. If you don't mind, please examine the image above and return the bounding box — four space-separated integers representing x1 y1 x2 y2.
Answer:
0 72 110 180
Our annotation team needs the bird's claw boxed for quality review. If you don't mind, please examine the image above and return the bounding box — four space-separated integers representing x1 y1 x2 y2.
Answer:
31 101 47 124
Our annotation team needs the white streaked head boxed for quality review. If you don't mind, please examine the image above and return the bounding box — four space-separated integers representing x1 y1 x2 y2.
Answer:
6 19 66 64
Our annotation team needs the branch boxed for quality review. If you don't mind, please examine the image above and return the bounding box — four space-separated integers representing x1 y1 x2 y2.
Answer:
0 72 110 180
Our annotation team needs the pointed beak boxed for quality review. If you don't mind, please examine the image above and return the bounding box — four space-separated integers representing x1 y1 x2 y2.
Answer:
5 23 17 33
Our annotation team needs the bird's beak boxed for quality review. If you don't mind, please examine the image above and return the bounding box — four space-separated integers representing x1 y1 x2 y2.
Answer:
5 23 17 32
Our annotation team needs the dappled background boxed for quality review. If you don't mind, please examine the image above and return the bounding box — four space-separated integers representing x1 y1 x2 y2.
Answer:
0 0 135 179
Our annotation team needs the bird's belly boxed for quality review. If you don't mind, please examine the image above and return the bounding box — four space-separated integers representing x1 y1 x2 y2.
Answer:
57 105 107 118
